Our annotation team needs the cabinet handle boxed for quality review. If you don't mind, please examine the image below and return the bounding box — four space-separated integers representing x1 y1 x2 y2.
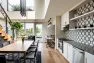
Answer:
80 51 84 54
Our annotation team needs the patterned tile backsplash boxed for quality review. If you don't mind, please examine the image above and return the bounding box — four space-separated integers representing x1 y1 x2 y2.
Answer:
64 0 94 54
65 29 94 47
73 0 94 17
64 29 94 54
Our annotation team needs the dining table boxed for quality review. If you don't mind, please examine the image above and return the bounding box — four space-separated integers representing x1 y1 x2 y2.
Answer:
0 40 34 63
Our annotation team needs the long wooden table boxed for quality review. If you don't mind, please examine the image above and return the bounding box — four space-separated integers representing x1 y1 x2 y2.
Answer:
0 40 34 63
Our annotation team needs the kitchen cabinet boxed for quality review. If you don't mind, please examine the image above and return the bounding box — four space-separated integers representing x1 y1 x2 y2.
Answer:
85 52 94 63
63 42 68 59
61 12 69 30
67 44 73 63
59 41 94 63
73 48 84 63
63 42 73 63
58 39 63 53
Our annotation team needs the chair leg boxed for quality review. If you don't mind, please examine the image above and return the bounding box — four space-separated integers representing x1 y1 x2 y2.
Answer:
30 59 31 63
34 58 36 63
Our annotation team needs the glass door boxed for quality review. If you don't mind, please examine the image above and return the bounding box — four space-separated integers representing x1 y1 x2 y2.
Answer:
35 24 42 42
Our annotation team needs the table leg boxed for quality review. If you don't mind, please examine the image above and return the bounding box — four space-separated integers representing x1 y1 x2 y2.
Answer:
24 52 26 63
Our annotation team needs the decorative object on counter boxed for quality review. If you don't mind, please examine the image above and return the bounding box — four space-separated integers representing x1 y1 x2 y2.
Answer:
75 26 77 29
22 37 24 43
90 24 93 27
83 25 87 28
78 26 81 28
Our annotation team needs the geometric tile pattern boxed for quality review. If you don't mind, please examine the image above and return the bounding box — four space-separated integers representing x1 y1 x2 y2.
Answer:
74 0 94 17
66 29 94 47
70 0 94 29
65 29 94 54
67 0 94 54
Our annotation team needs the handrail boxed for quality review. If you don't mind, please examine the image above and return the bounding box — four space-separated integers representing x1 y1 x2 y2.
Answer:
0 4 12 25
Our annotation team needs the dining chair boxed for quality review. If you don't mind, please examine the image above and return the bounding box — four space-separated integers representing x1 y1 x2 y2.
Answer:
20 40 39 63
27 40 39 54
0 55 6 63
1 41 20 63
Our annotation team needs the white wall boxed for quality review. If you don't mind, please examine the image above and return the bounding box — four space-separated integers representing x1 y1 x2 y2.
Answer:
35 0 45 19
42 0 50 19
42 22 47 42
35 0 50 19
55 16 63 49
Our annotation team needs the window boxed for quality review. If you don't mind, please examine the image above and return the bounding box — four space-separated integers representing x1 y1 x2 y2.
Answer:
26 0 35 11
8 0 20 11
25 23 34 35
8 0 35 11
36 24 42 37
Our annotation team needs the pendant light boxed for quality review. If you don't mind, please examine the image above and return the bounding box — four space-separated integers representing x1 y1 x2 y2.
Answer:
20 0 26 16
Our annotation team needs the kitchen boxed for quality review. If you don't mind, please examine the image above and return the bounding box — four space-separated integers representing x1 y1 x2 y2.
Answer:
56 0 94 63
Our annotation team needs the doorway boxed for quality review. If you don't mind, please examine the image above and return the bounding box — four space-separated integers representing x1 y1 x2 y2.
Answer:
35 24 42 42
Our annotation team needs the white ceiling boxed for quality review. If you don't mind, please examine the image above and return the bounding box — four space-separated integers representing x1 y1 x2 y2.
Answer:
45 0 85 20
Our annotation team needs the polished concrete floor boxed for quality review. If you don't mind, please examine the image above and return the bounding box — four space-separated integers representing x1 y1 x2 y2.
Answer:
38 43 69 63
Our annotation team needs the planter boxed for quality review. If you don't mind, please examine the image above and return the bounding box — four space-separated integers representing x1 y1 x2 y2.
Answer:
22 37 24 43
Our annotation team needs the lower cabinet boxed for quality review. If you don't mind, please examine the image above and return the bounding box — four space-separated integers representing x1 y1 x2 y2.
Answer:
73 48 84 63
63 42 68 59
85 52 94 63
63 42 73 63
67 43 73 63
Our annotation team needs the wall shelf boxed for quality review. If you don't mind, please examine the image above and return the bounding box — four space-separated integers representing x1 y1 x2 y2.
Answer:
69 27 94 30
69 0 94 30
70 10 94 21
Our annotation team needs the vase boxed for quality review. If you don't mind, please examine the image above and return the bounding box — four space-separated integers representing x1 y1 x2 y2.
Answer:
22 37 24 43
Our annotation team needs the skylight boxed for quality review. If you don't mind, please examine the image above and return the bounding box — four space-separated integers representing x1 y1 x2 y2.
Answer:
8 0 35 11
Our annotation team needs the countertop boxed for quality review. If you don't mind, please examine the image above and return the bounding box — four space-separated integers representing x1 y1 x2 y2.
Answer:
58 38 94 55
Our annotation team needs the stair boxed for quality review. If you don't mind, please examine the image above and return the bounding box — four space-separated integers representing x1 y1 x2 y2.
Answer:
0 4 12 47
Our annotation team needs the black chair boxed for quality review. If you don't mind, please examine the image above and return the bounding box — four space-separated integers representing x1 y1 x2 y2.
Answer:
30 40 39 47
2 42 20 63
28 36 35 41
27 40 39 55
0 55 6 63
20 40 39 63
20 47 38 63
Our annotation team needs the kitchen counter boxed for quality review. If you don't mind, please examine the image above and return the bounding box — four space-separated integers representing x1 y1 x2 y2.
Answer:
58 38 94 55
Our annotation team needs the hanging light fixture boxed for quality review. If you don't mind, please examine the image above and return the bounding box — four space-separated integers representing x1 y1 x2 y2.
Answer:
20 0 26 16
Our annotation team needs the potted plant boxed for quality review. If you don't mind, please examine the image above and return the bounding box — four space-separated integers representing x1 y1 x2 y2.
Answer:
19 29 27 43
11 22 23 40
12 5 20 11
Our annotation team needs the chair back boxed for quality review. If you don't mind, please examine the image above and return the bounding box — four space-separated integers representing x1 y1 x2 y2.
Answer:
0 55 6 63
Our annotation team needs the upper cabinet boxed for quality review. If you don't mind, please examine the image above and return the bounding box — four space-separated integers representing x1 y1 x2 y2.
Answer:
61 12 69 30
69 0 94 30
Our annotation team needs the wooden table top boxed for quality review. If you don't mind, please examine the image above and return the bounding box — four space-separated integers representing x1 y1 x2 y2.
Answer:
0 40 34 53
